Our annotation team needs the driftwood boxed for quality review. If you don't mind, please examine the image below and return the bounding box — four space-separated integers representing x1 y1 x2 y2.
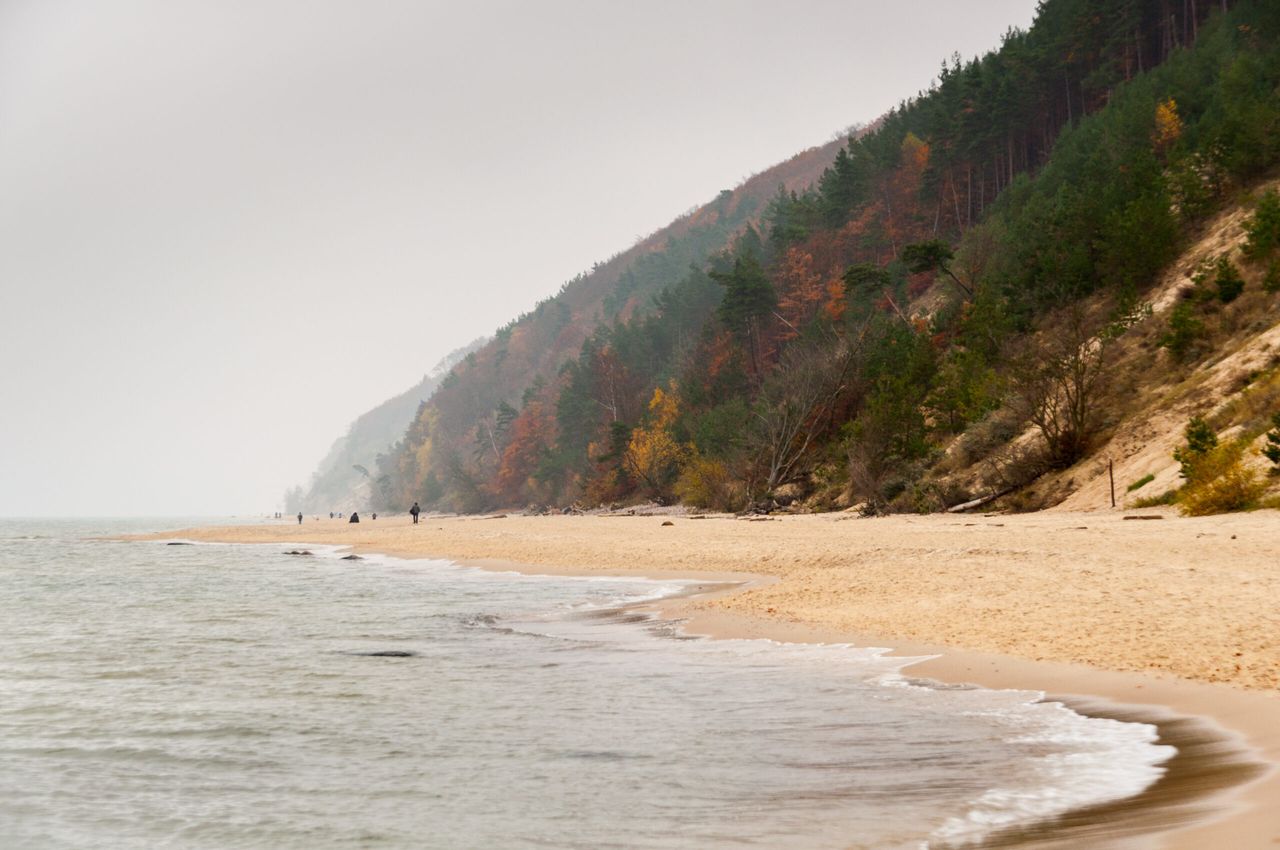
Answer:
945 489 1014 513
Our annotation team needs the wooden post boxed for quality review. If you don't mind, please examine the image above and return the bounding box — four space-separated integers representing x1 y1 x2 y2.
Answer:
1109 459 1116 508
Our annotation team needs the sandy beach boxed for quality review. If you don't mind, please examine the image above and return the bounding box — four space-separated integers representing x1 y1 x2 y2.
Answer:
136 508 1280 848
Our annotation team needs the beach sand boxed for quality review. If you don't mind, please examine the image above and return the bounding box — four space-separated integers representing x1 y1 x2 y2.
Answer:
134 508 1280 848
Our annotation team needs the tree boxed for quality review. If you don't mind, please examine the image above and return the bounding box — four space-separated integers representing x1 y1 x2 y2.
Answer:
623 384 686 505
901 240 974 298
1159 302 1205 361
1011 306 1113 469
746 335 857 499
710 253 777 378
1244 190 1280 261
774 248 826 339
1174 416 1219 480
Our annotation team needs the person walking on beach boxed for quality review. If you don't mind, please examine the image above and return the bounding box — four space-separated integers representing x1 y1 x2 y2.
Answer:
410 502 420 524
297 511 303 525
349 511 360 523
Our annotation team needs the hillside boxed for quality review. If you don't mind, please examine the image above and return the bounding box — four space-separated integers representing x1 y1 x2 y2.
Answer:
371 137 848 508
293 134 845 513
374 0 1279 518
285 340 482 513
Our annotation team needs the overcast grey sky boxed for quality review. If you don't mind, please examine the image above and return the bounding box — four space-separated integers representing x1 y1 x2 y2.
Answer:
0 0 1037 517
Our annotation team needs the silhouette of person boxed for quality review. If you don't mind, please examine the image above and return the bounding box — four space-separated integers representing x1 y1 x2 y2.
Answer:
349 511 360 523
297 511 303 525
410 502 421 524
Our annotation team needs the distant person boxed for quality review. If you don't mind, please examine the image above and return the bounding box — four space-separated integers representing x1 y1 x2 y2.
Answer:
371 512 377 520
349 511 360 523
297 511 303 525
410 502 421 524
329 512 334 519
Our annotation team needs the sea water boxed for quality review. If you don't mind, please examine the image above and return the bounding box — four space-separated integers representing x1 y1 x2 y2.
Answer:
0 518 1173 849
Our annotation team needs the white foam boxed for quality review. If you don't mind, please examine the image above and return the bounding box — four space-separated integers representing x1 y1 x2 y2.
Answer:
926 700 1173 846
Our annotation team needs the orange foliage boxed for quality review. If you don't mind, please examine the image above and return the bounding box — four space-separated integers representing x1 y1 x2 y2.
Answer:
775 248 825 338
823 275 846 322
704 330 737 381
495 399 554 503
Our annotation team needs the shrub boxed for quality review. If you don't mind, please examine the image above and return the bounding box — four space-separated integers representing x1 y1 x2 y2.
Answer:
1243 189 1280 261
1160 303 1205 360
1262 412 1280 469
1213 257 1245 303
1264 260 1280 294
674 452 742 511
1174 416 1219 480
1179 445 1265 515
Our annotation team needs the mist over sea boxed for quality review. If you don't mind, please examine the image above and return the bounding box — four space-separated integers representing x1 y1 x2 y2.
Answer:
0 519 1173 849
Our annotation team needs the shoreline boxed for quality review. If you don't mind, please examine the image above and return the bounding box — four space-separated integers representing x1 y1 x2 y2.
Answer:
125 512 1280 848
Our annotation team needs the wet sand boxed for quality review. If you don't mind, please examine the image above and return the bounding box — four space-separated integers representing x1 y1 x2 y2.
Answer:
132 509 1280 848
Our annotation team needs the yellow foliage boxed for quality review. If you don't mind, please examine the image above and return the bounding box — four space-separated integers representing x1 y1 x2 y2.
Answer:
1179 444 1265 515
647 382 680 429
674 451 739 510
624 381 685 502
1154 98 1183 152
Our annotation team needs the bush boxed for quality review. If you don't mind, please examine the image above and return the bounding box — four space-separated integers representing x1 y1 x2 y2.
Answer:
674 452 743 511
1213 257 1245 303
1264 260 1280 294
1243 189 1280 261
1262 412 1280 469
1179 445 1265 515
1174 416 1219 480
1160 303 1205 361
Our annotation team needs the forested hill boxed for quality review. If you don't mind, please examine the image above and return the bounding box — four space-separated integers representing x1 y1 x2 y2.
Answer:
367 136 848 507
378 0 1280 516
286 340 482 514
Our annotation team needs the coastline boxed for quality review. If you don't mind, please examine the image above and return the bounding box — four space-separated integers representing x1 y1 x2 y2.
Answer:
126 511 1280 848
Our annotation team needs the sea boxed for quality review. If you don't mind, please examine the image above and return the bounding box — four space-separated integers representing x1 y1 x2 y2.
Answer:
0 517 1177 849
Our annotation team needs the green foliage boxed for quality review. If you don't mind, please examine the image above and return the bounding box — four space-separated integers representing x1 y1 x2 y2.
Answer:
709 254 776 337
1160 302 1205 360
1243 190 1280 261
379 0 1280 514
1126 473 1155 492
927 350 1003 433
689 399 750 459
842 263 891 295
1262 412 1280 468
902 241 972 297
1213 256 1246 303
1264 260 1280 293
1174 416 1219 480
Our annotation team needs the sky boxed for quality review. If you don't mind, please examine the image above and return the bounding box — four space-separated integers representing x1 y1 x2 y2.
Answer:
0 0 1039 517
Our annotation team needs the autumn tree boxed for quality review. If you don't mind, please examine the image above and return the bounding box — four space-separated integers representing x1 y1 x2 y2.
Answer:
624 384 686 505
774 247 826 339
